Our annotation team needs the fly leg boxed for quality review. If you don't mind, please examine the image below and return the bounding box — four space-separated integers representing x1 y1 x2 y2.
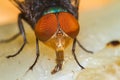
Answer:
0 33 20 43
26 38 40 72
72 38 84 69
6 13 27 58
51 49 64 74
76 38 93 53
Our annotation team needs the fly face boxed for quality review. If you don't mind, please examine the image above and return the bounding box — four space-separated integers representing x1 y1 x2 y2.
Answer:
34 7 80 73
35 12 79 42
2 0 92 75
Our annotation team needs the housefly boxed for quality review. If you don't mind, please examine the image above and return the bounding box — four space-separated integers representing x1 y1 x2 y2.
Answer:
0 0 93 74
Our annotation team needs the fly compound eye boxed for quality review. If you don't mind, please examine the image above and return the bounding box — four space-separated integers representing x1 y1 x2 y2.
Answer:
35 14 57 41
58 12 79 38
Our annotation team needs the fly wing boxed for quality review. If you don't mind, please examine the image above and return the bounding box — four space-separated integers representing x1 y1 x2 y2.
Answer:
70 0 80 19
70 0 80 10
9 0 25 12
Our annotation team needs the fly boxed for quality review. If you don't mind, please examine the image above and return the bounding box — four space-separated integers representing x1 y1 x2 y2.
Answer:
0 0 93 74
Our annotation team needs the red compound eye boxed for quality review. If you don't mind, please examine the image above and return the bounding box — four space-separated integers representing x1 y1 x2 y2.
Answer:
58 12 79 38
34 12 79 42
35 14 58 41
